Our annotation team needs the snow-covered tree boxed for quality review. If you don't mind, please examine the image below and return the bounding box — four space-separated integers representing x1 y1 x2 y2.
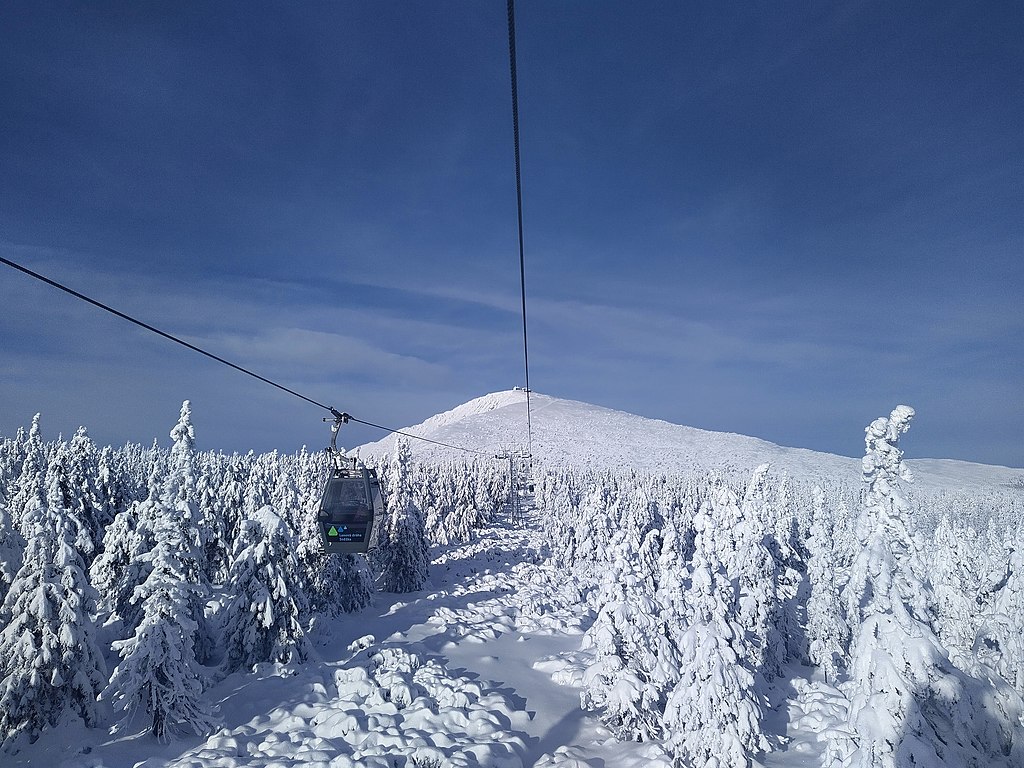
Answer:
221 506 311 673
101 513 215 743
580 533 669 742
8 414 46 536
984 542 1024 694
930 515 984 667
806 486 846 683
0 505 25 605
374 439 429 593
64 426 104 560
89 445 164 626
0 472 106 749
663 559 769 767
45 442 99 566
839 406 1017 767
95 444 125 529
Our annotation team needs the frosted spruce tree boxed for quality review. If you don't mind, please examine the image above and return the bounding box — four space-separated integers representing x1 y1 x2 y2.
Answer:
101 513 215 742
45 443 99 566
580 532 670 742
806 486 847 683
838 406 1018 767
159 401 212 662
0 472 106 749
930 514 984 667
96 444 126 529
0 425 27 497
64 426 105 561
0 505 25 605
663 562 770 766
8 414 46 536
374 439 429 593
986 540 1024 694
90 446 166 626
221 506 311 674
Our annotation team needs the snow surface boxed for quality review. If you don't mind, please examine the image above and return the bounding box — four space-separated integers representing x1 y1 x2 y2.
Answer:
356 390 1024 490
8 390 1023 767
12 513 677 768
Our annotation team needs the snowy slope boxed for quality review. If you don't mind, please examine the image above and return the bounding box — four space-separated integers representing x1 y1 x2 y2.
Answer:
355 390 1024 491
12 516 670 768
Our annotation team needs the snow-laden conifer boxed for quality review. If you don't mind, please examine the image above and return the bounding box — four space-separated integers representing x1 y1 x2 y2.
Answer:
221 505 311 673
661 494 770 766
0 426 27 498
770 474 810 666
374 439 429 593
663 561 769 766
101 513 215 742
0 505 25 605
986 541 1024 694
159 401 212 661
65 426 104 560
8 414 46 537
839 406 1021 766
580 530 670 742
45 442 99 565
806 486 846 683
94 444 125 531
711 468 784 682
930 514 984 666
0 471 106 749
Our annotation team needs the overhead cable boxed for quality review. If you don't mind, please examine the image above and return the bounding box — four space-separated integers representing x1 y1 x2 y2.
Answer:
0 256 483 456
506 0 534 458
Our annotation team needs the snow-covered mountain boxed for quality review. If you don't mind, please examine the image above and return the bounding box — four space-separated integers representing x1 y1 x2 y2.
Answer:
355 390 1024 491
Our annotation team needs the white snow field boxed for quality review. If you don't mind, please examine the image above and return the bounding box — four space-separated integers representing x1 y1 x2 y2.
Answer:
2 391 1023 767
9 514 676 768
356 390 1024 491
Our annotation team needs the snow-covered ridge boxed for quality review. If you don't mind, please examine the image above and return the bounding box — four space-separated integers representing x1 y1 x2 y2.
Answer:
356 390 1024 491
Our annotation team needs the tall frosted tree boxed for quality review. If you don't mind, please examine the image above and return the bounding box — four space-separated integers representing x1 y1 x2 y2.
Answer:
839 406 1018 767
930 515 984 667
221 506 311 673
0 472 106 749
90 435 163 627
663 560 769 766
0 505 25 606
8 414 46 536
159 401 212 661
64 426 104 561
374 439 429 593
806 487 846 683
101 513 215 742
580 536 668 742
986 541 1024 694
46 443 98 566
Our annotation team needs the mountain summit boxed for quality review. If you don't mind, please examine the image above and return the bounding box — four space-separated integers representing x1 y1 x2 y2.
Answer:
355 391 1024 491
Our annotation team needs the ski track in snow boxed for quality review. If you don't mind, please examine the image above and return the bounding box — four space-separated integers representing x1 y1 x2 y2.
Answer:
21 513 676 768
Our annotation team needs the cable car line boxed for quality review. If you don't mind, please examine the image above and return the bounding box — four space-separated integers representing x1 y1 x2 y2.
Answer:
1 255 332 412
0 255 483 456
507 0 534 459
345 414 484 456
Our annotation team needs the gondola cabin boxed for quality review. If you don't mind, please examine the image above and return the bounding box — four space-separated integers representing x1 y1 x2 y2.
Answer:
317 464 383 554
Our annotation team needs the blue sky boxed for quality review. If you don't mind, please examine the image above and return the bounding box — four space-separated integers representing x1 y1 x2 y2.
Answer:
1 1 1022 466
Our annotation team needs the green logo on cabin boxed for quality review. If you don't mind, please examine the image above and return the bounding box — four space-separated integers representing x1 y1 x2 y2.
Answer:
328 525 339 538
